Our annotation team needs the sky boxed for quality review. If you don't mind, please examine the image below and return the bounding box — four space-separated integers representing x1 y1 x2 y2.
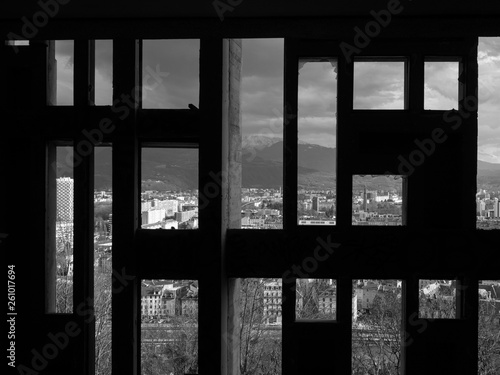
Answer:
55 37 500 163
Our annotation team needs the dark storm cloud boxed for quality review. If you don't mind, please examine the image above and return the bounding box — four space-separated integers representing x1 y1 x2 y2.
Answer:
55 37 499 161
241 39 285 79
95 40 113 82
353 61 405 109
142 39 199 108
241 39 285 139
478 37 500 163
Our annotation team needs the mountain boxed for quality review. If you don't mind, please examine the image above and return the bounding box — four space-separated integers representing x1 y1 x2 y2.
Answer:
252 141 336 174
477 160 500 190
55 137 499 191
352 175 403 192
242 135 282 151
241 138 336 188
478 160 500 172
140 148 198 191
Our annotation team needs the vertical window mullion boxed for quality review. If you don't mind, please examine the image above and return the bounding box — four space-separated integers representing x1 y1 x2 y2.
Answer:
111 38 140 375
73 39 96 375
46 142 58 313
73 139 95 374
335 52 353 228
283 38 299 229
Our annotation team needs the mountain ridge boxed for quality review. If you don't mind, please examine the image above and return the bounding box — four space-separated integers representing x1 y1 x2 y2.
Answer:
55 137 500 191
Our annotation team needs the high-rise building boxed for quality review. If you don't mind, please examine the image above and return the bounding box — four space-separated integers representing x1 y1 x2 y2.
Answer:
56 177 74 222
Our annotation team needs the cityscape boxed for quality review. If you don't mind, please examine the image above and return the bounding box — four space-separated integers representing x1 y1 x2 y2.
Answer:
50 141 499 374
53 171 500 375
3 31 497 375
135 277 500 375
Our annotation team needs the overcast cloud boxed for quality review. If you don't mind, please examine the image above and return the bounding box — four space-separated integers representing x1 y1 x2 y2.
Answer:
55 37 500 163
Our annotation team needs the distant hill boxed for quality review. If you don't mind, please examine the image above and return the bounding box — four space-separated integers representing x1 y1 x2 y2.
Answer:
55 136 499 191
242 139 336 188
141 148 198 191
352 175 403 192
253 141 336 173
477 160 500 190
242 134 282 151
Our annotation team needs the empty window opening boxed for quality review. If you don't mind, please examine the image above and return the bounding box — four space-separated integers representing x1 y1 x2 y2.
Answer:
141 279 198 374
424 60 459 110
94 40 113 106
241 39 284 229
352 279 403 375
352 175 404 226
353 60 406 110
236 278 282 375
94 146 112 374
55 40 74 106
477 37 500 230
298 59 337 226
295 279 337 320
141 147 198 230
478 280 500 374
418 279 457 319
141 39 199 109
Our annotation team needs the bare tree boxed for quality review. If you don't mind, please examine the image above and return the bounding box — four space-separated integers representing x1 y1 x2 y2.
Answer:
239 279 281 375
55 221 73 313
94 269 112 375
478 300 500 375
140 285 198 375
352 290 402 375
296 279 336 320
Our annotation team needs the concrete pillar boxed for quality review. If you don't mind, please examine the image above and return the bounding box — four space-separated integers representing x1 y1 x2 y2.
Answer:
225 38 242 229
199 37 242 375
225 39 242 375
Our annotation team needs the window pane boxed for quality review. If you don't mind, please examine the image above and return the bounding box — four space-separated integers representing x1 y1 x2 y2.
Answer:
353 61 405 109
238 278 282 374
141 279 198 374
95 40 113 106
352 279 403 375
478 280 500 374
142 39 199 109
55 146 74 313
424 61 459 110
94 147 112 374
352 175 404 226
477 37 500 230
295 279 337 320
298 59 337 226
241 39 284 229
141 148 198 230
418 280 457 319
55 40 74 105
